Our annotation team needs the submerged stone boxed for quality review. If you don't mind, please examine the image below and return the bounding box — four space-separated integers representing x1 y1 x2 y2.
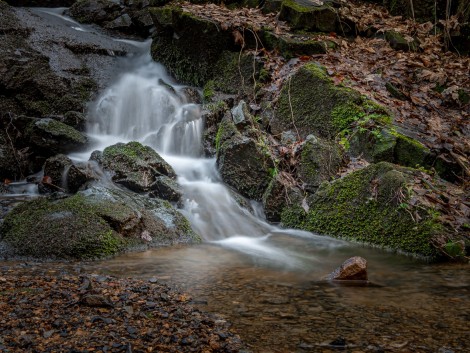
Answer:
327 256 368 281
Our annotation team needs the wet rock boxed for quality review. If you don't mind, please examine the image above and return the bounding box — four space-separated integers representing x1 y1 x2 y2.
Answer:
148 176 182 203
43 155 92 193
216 117 274 201
278 0 338 33
0 131 26 181
327 256 368 281
27 118 87 155
101 141 177 194
231 100 253 127
104 13 134 33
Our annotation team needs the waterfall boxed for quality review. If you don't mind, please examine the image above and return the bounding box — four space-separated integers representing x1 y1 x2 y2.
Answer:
78 47 344 268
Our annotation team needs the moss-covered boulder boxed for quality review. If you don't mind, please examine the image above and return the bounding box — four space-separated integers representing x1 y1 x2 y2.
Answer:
298 135 343 192
273 63 364 139
216 116 274 200
278 0 338 33
27 118 88 154
101 142 181 200
281 162 453 258
0 186 199 260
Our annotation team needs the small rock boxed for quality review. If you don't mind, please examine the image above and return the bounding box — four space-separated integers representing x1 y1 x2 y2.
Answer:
80 294 114 308
327 256 368 281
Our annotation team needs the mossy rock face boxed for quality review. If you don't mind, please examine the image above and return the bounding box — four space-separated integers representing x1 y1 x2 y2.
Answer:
211 51 263 96
150 6 235 86
393 132 431 168
273 63 363 139
0 3 97 117
281 162 444 258
0 186 200 260
27 118 87 154
298 135 343 192
349 128 397 163
278 0 337 33
260 30 334 59
101 142 179 197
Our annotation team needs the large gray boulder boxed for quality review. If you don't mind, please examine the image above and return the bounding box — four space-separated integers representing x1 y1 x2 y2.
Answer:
0 186 199 260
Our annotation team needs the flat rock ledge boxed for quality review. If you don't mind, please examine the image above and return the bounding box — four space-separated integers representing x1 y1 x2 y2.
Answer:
0 267 246 352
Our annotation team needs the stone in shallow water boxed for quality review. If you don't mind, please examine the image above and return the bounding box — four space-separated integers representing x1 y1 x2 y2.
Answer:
328 256 367 281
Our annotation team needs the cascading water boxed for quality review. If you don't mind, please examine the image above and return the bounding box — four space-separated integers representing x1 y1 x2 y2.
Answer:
75 44 347 269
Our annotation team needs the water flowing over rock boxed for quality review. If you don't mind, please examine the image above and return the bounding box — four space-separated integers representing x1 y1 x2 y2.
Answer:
327 256 368 281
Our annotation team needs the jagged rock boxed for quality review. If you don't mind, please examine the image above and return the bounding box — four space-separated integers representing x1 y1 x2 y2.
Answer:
327 256 368 281
216 116 274 200
0 186 199 260
43 155 91 194
262 172 302 222
281 162 451 258
278 0 338 33
101 141 177 195
104 13 134 32
148 175 182 202
298 135 343 192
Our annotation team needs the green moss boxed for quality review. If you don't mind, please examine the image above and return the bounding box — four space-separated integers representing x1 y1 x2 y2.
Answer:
392 132 431 168
203 80 215 101
1 195 125 260
275 63 362 139
36 118 85 142
444 241 465 258
279 0 337 32
281 162 442 257
331 102 364 132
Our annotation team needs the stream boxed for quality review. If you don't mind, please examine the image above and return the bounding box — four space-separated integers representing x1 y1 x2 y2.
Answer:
1 7 469 352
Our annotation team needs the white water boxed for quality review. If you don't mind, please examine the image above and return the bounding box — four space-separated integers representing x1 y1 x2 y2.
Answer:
73 45 349 269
